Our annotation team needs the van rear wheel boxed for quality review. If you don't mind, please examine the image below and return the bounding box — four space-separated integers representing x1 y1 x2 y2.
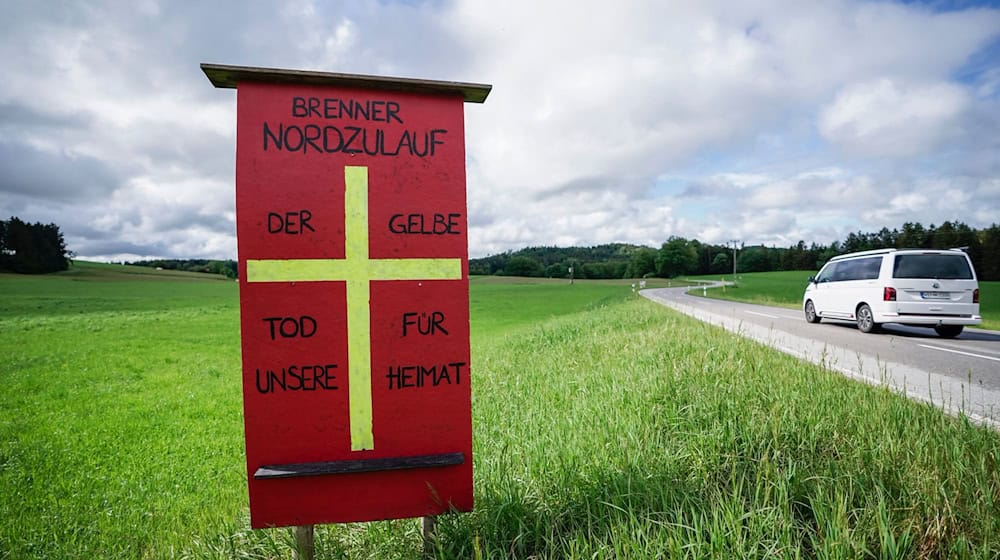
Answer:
934 325 964 338
856 304 880 333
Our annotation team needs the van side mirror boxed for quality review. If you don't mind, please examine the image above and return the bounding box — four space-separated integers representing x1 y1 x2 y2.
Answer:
808 275 816 284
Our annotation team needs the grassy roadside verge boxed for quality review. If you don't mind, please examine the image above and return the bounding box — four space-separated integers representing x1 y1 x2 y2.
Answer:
455 299 1000 558
685 271 1000 331
470 275 675 342
1 268 998 557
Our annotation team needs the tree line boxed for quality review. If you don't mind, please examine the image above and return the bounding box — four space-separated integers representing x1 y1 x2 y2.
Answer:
470 221 1000 281
5 214 996 281
128 259 238 279
0 217 71 274
0 215 239 278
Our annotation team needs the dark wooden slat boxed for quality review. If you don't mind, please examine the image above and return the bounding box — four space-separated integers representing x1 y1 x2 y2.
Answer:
254 452 465 479
201 63 491 103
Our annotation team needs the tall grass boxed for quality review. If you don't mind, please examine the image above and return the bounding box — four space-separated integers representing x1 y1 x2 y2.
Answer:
1 308 246 558
1 266 998 558
449 300 999 558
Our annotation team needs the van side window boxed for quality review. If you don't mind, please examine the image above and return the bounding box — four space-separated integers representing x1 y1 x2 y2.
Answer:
858 256 882 280
833 260 856 281
816 263 836 282
830 256 883 281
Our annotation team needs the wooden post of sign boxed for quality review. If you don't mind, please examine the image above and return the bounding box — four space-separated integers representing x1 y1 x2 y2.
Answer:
292 525 315 560
421 515 437 557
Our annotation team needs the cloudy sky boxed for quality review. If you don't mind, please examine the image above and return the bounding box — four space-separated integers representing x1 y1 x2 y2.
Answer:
1 0 998 260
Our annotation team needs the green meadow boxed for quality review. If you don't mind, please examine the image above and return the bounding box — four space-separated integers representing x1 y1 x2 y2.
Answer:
2 263 999 558
687 270 1000 331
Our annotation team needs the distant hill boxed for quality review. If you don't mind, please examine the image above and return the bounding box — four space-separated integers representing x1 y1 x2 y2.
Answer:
470 243 653 279
55 260 234 282
128 259 237 279
470 221 1000 281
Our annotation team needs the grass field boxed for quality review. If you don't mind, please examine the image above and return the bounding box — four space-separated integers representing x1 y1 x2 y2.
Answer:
2 263 999 558
469 275 683 342
687 270 1000 331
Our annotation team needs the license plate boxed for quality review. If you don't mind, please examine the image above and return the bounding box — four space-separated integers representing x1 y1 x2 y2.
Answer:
921 291 949 300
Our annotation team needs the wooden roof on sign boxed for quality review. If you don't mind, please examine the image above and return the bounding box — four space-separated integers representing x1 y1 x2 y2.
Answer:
201 63 491 103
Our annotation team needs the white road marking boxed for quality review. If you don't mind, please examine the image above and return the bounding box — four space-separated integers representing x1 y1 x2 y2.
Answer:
776 311 803 319
745 310 780 319
926 339 1000 357
917 344 1000 363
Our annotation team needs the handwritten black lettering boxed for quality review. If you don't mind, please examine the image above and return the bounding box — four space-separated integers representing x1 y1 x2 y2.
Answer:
388 213 462 235
267 210 315 234
344 126 363 154
291 97 405 124
255 364 338 393
262 122 447 158
402 311 448 336
263 316 317 339
386 362 465 390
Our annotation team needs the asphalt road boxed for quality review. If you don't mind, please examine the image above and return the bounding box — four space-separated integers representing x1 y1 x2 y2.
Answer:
641 286 1000 427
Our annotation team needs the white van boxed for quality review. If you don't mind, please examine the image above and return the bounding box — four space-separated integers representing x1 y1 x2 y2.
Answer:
803 248 981 337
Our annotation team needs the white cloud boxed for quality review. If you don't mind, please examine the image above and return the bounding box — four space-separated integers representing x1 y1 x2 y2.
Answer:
0 0 998 261
453 0 1000 253
819 78 970 157
861 177 997 227
746 180 802 209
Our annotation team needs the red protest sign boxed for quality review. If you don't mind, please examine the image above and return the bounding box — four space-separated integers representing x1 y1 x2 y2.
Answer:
203 64 490 528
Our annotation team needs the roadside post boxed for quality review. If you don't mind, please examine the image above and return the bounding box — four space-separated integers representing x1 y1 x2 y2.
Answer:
202 63 490 552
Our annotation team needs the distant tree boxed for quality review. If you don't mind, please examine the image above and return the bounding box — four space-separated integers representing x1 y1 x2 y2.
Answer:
222 260 238 279
582 261 628 279
501 255 544 277
783 241 811 271
656 237 698 278
874 227 898 248
925 223 938 248
582 262 610 279
929 221 978 251
842 231 868 253
469 259 491 276
736 246 770 273
545 263 566 278
0 219 7 270
979 224 1000 281
710 252 730 274
897 222 928 248
627 247 658 278
0 216 70 274
815 241 841 269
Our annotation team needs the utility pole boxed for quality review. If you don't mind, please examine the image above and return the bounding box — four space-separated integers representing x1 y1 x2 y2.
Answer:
730 240 740 284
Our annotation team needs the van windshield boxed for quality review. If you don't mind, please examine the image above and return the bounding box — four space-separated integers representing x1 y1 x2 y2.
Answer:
892 254 974 280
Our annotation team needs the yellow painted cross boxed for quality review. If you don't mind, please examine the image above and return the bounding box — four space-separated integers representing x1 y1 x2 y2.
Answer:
245 166 462 451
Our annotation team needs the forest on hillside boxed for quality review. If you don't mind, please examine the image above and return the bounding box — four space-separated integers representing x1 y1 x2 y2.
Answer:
128 259 238 278
470 221 1000 281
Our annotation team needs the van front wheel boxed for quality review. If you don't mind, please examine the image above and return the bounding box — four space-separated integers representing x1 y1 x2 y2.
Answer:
804 300 821 323
856 304 880 333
